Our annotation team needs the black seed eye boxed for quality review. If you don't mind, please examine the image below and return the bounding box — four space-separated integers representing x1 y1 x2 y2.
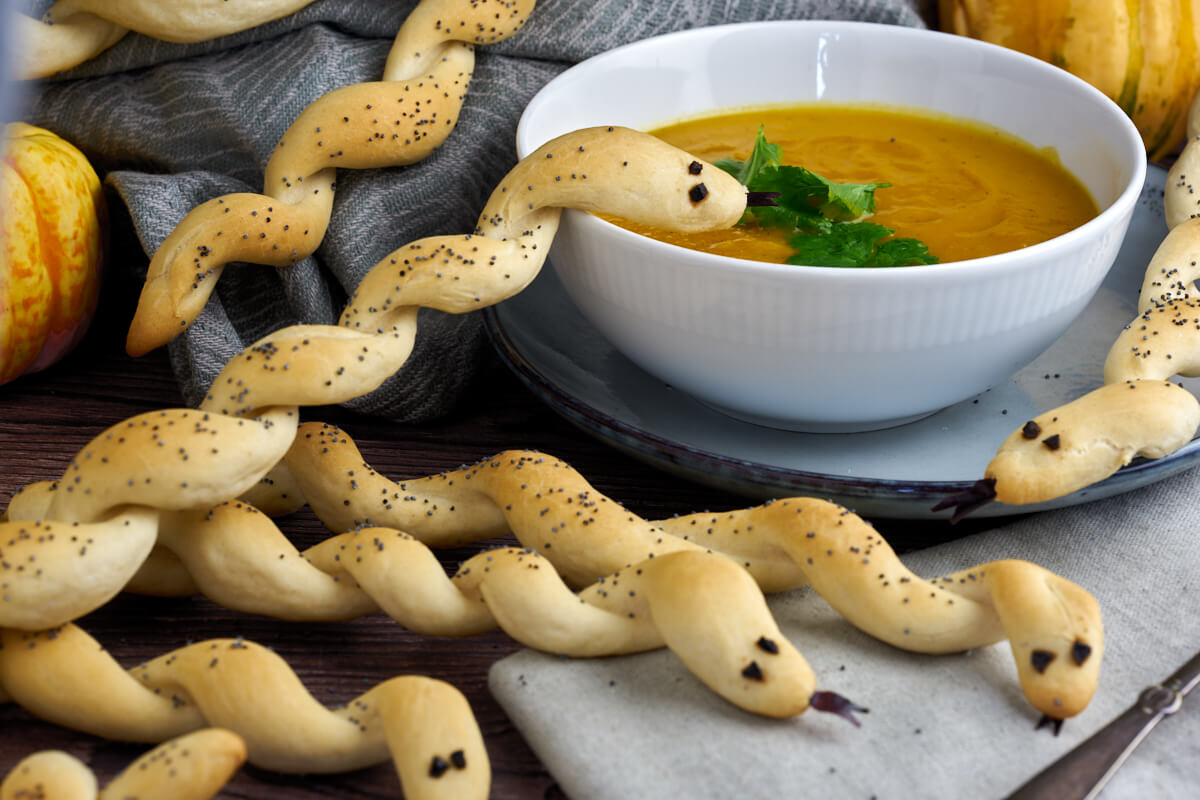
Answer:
1031 649 1056 674
689 183 709 203
756 636 779 654
1071 641 1092 666
1022 420 1041 439
429 756 450 778
688 160 703 175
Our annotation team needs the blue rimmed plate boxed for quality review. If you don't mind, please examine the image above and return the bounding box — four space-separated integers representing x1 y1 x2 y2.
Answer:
483 164 1200 519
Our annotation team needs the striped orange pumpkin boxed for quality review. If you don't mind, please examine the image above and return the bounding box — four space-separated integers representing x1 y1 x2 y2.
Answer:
0 124 105 385
939 0 1200 162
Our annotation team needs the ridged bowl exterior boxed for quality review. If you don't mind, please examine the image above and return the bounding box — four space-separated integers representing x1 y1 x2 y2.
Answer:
517 22 1146 431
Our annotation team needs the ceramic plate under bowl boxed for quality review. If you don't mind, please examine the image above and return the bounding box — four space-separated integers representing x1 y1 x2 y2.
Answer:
483 164 1200 520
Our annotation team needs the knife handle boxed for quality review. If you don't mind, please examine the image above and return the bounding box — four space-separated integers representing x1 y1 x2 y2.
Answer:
1005 685 1181 800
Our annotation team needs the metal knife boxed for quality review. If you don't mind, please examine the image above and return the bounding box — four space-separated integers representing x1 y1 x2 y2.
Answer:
1006 648 1200 800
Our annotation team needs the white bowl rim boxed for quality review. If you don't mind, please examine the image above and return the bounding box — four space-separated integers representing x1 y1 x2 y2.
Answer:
517 19 1148 282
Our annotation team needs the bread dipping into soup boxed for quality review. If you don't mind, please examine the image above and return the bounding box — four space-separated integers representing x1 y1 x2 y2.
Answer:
517 21 1146 431
605 104 1100 267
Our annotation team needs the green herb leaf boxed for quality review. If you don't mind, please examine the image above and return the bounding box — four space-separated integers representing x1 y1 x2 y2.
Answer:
785 222 891 267
714 125 781 185
870 236 939 266
785 222 939 267
818 173 889 221
749 165 833 229
722 128 938 267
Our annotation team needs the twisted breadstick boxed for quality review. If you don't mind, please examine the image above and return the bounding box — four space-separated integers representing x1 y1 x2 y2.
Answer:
1104 218 1200 383
0 126 755 789
277 427 804 589
268 423 1104 719
281 445 1101 720
1 120 747 622
1164 94 1200 228
15 0 319 80
976 380 1200 505
1132 218 1200 311
7 3 1100 768
191 125 745 418
1 478 853 721
125 0 536 356
0 406 297 630
0 624 488 800
0 429 854 720
0 728 246 800
149 122 744 524
945 89 1200 513
3 415 1102 722
1104 298 1200 383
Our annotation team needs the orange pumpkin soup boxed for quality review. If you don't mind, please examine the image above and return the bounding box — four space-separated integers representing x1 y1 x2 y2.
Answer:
606 104 1100 264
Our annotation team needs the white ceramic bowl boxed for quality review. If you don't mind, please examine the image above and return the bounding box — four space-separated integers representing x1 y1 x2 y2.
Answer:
516 21 1146 432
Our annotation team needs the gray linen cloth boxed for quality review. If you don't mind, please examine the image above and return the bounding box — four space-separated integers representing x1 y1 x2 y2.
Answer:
17 0 928 420
490 473 1200 799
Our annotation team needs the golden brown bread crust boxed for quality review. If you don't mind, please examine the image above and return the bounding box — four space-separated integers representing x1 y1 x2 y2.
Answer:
191 126 745 420
1 111 767 787
979 88 1200 508
46 406 298 524
935 560 1103 719
0 625 489 799
273 429 1102 718
0 508 159 630
1133 218 1200 311
125 0 536 357
4 422 1103 721
1104 297 1200 382
0 728 247 800
1 748 99 799
2 2 1115 784
41 0 318 43
1165 141 1200 228
0 625 206 743
14 0 322 80
13 9 127 81
126 187 337 357
985 380 1200 505
100 729 247 800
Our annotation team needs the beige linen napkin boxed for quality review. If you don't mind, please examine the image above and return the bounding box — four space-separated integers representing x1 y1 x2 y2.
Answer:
490 468 1200 799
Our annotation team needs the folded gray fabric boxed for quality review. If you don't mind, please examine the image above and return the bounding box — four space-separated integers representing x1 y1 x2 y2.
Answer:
18 0 929 421
490 466 1200 799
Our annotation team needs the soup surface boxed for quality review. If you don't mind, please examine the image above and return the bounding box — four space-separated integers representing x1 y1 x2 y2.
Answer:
607 104 1100 264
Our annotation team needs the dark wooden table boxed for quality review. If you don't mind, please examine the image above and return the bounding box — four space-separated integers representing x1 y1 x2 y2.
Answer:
0 203 980 797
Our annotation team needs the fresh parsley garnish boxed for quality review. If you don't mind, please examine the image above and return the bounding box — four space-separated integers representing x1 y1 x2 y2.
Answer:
715 126 938 267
